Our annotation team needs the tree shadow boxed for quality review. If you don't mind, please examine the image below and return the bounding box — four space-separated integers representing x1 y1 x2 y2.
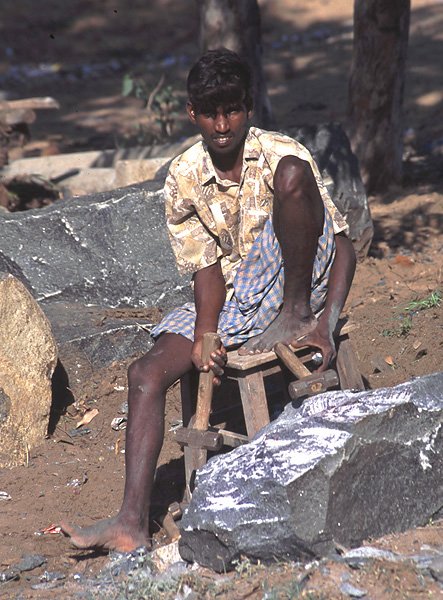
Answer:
1 1 441 238
369 201 442 257
2 1 441 152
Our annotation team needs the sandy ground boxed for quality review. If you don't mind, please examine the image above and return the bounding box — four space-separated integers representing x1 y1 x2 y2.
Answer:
0 0 442 598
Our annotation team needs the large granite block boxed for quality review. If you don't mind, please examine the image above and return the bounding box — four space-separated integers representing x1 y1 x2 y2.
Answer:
0 181 191 310
179 373 443 571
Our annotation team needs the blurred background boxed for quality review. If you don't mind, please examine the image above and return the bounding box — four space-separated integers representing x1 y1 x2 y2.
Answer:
0 0 441 171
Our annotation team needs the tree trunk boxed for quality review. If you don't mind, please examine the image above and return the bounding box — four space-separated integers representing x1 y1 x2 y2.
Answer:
196 0 275 129
347 0 410 193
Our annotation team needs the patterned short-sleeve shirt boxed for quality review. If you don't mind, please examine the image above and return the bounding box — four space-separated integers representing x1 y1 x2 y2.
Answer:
164 126 348 296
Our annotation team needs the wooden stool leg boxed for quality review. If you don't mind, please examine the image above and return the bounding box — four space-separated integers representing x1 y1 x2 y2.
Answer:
237 369 270 438
336 335 365 391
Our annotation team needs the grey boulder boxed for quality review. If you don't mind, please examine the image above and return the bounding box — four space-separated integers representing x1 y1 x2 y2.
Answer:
0 181 191 310
179 372 443 571
42 301 157 371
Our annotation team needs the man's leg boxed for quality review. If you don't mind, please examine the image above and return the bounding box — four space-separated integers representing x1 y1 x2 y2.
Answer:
240 155 324 354
61 333 193 552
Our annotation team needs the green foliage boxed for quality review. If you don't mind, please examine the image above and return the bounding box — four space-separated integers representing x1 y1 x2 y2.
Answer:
381 327 395 338
233 555 258 577
125 577 180 599
122 73 135 97
398 314 413 337
262 579 327 600
122 72 180 141
380 289 440 338
382 314 412 338
122 73 151 104
96 575 181 600
404 289 441 312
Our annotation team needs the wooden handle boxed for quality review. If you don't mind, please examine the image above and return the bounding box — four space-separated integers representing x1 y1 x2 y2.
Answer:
274 342 311 379
194 332 221 430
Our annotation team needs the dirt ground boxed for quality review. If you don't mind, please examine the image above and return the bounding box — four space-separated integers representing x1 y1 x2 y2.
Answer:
0 1 442 598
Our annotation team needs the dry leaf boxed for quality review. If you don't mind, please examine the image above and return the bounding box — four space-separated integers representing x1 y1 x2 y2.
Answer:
37 524 62 535
76 408 99 428
393 255 415 267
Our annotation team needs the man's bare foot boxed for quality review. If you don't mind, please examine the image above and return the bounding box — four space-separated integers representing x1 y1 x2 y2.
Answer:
60 516 150 553
239 310 317 354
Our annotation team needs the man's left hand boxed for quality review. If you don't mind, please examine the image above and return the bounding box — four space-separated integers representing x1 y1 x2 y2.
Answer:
292 321 336 372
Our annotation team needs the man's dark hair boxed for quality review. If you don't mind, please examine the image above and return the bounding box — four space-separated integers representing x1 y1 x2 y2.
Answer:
187 48 253 114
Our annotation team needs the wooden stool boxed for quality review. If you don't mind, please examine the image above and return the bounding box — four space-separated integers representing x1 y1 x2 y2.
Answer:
173 321 364 504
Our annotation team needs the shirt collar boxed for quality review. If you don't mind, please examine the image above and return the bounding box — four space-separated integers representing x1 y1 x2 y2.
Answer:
200 127 262 186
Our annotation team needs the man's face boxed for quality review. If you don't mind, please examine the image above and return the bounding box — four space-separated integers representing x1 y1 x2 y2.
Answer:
187 101 252 158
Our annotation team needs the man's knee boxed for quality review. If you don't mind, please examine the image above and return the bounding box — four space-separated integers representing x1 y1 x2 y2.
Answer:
128 357 148 393
274 155 323 228
275 155 311 193
127 355 162 398
274 155 318 203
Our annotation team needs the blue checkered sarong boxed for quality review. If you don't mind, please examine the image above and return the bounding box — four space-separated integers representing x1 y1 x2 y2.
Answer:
151 209 335 347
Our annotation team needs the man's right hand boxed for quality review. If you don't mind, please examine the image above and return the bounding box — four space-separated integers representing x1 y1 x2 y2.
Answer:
192 259 227 385
191 335 227 386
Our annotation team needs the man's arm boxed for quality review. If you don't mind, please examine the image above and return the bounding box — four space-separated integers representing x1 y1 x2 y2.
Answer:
295 232 356 371
192 259 227 383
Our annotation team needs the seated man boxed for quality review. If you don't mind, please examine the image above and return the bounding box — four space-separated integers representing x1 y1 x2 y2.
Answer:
61 48 355 552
